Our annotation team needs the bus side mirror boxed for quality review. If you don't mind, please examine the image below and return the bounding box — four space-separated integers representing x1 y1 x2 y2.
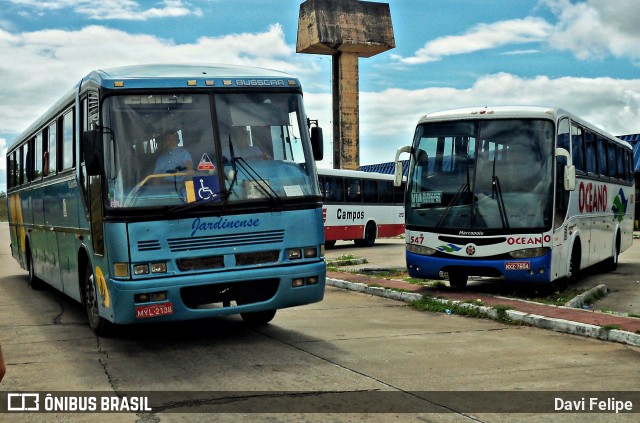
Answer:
83 129 104 176
394 145 412 187
564 164 576 191
555 147 575 191
310 126 324 161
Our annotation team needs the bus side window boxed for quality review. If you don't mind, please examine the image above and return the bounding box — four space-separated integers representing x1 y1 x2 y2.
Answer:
325 176 344 202
379 180 393 204
607 141 617 178
571 124 585 172
597 136 607 176
363 180 377 203
62 109 75 170
346 179 362 203
616 146 624 181
48 122 57 176
584 132 597 174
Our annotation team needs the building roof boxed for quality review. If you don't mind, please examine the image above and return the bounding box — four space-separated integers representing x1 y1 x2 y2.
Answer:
359 160 409 176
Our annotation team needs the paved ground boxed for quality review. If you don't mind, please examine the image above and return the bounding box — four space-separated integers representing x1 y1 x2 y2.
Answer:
325 236 640 345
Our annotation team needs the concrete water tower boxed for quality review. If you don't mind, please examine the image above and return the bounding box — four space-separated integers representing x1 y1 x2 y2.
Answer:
297 0 395 170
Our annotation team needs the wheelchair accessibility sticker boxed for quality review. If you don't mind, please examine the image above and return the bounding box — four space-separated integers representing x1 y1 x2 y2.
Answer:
185 175 220 203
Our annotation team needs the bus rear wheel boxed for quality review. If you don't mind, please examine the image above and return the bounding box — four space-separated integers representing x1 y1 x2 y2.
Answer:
354 222 376 247
241 309 276 326
27 246 46 290
84 266 114 337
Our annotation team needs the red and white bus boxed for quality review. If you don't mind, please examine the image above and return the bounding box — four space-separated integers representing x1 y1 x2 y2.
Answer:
318 168 405 247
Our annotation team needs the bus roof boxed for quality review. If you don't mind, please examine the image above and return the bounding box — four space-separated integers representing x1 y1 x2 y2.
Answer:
416 105 631 149
84 64 300 89
9 64 301 150
93 63 294 80
418 105 568 122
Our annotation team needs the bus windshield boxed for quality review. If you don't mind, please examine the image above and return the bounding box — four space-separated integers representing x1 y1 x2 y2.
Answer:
103 92 318 208
407 118 554 232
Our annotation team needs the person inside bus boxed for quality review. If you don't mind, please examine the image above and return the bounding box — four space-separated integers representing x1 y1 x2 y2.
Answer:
228 126 272 160
153 131 194 174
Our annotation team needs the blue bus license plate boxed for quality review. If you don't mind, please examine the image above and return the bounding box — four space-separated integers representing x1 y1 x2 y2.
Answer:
136 303 174 319
505 262 530 270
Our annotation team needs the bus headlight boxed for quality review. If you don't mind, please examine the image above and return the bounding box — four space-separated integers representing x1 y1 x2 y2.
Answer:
303 247 317 258
407 244 436 256
509 247 550 259
134 264 149 275
288 249 302 260
151 262 167 273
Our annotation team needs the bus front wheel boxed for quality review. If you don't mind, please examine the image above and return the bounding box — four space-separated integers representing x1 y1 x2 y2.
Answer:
83 266 114 337
567 243 581 284
449 271 468 289
603 232 620 272
241 309 276 326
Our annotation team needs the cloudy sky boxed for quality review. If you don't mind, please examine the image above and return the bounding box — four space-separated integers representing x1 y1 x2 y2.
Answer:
1 0 640 191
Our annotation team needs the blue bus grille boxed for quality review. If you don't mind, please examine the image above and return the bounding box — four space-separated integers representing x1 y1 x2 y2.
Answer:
138 240 162 251
166 230 285 252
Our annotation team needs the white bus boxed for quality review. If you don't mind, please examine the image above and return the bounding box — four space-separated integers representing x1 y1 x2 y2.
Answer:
394 106 635 287
318 168 405 247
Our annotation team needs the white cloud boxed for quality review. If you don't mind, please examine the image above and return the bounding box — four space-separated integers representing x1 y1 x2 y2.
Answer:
353 73 640 166
395 17 552 64
396 1 640 66
7 0 202 20
0 24 323 135
545 0 640 60
2 21 639 176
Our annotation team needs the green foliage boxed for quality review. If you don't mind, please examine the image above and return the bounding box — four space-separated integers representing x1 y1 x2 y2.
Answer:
0 192 7 222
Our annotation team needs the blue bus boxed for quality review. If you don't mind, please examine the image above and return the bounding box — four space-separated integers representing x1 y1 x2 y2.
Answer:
6 64 326 335
394 106 634 288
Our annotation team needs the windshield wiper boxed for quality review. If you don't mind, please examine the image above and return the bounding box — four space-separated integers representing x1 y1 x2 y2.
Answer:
435 154 472 229
491 155 509 228
435 181 469 229
225 135 282 207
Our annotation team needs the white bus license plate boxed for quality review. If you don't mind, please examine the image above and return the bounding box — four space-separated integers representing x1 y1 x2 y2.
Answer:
505 262 530 270
136 303 174 319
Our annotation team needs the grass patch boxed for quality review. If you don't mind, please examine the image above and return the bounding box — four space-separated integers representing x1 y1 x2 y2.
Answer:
327 254 367 267
493 304 514 323
524 288 588 306
409 296 486 319
601 324 621 331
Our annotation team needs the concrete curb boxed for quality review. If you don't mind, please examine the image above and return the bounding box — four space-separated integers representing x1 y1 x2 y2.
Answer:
327 277 640 347
564 283 608 309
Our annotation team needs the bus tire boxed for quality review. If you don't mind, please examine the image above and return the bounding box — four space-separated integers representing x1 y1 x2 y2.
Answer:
567 242 581 284
27 246 46 290
241 309 276 326
603 231 621 272
449 271 468 289
354 222 376 247
83 265 114 337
